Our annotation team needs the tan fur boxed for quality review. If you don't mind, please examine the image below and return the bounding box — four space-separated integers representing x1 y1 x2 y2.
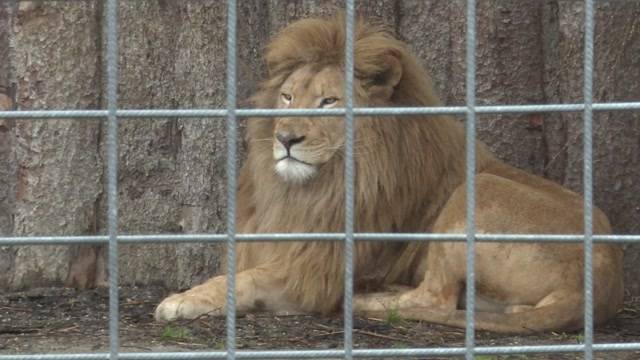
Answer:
155 15 624 334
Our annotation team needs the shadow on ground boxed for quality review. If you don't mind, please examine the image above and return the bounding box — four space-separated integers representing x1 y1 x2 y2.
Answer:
1 286 639 359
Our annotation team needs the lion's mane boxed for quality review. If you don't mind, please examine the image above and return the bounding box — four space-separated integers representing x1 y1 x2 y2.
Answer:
234 14 491 313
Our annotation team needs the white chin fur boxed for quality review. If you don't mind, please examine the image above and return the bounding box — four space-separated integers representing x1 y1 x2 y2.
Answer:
275 159 316 183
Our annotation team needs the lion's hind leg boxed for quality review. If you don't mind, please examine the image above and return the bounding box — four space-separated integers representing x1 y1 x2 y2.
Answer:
459 288 584 333
355 287 584 334
354 284 459 316
354 285 512 318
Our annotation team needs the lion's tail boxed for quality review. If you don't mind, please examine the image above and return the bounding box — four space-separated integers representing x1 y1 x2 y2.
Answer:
376 302 584 334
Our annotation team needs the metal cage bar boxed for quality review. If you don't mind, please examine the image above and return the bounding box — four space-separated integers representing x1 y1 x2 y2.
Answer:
1 0 639 359
2 102 640 119
464 0 477 359
1 233 639 246
225 1 238 359
343 2 356 360
3 341 640 360
583 1 596 359
105 1 120 360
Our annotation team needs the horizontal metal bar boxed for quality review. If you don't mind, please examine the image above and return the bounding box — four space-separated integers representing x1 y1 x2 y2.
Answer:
1 101 639 119
0 110 108 118
1 233 639 245
1 342 639 360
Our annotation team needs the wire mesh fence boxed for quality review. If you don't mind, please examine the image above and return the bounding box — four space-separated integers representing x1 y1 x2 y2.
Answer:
1 0 640 359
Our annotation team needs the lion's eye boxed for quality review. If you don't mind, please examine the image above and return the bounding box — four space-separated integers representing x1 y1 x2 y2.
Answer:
320 97 339 107
281 93 292 103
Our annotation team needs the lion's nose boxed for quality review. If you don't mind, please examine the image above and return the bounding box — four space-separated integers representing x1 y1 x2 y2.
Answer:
276 133 306 151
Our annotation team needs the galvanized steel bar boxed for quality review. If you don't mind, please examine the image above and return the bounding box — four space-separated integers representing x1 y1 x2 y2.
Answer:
0 110 109 118
225 0 238 358
3 102 640 119
2 233 640 246
343 1 356 359
105 0 120 359
4 342 640 360
464 0 477 358
583 1 596 359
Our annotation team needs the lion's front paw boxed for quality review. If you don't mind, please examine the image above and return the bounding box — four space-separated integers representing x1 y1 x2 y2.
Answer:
155 292 223 322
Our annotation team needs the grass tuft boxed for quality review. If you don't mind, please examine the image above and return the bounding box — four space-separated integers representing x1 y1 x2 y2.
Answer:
161 324 191 341
385 307 403 326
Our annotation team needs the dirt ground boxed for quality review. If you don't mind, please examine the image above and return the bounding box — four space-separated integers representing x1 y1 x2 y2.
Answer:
1 286 639 359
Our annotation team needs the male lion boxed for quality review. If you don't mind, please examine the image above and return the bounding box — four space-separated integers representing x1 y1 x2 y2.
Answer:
155 15 624 333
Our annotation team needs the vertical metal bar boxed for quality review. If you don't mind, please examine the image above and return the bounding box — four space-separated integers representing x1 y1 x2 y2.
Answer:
582 1 595 359
105 0 119 359
225 1 238 359
464 1 477 359
343 1 356 360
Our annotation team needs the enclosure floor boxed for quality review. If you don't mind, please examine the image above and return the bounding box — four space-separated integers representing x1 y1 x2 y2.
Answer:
1 286 639 359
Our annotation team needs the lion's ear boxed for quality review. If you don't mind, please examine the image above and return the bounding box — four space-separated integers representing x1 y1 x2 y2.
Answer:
363 52 403 101
376 54 403 88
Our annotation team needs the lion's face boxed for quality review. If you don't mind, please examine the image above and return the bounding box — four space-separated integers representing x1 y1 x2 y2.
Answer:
272 65 348 183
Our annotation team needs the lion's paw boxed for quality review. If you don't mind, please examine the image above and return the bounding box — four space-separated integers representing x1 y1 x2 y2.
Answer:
154 292 223 322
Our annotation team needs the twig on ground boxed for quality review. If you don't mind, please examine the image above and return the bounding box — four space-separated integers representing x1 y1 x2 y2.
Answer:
0 306 32 312
356 329 406 342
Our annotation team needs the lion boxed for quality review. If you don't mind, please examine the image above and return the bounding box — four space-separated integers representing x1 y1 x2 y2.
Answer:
154 14 624 334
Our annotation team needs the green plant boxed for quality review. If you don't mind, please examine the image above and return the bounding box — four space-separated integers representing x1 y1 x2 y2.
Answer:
385 307 403 326
210 340 225 350
161 325 191 341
